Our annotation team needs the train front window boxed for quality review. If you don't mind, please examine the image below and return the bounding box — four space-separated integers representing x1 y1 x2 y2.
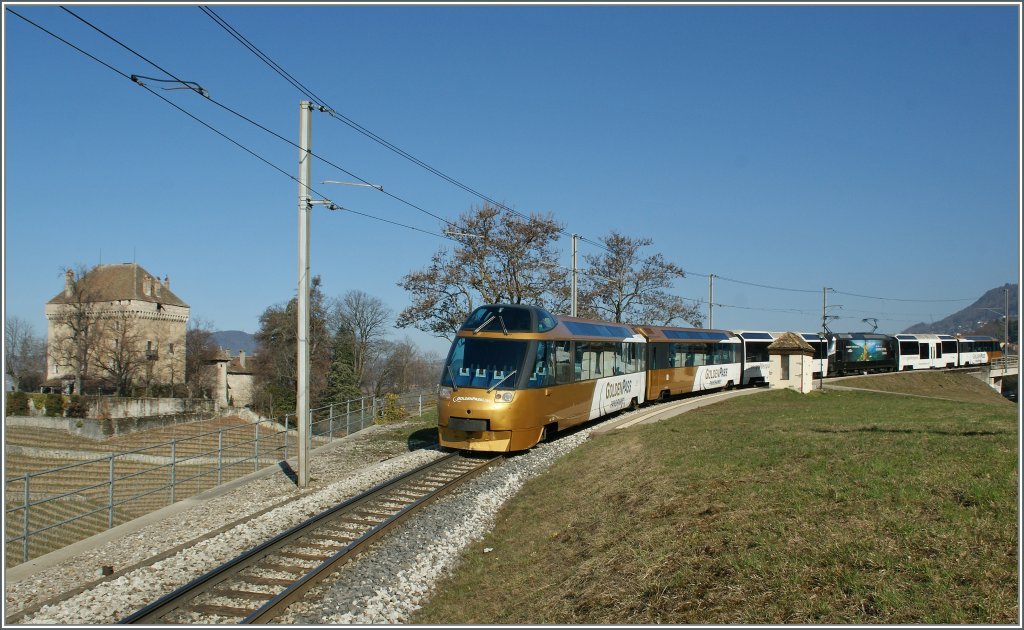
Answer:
462 306 533 333
441 337 528 390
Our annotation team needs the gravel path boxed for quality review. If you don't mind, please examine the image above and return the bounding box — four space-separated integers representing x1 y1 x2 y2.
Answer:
6 412 625 625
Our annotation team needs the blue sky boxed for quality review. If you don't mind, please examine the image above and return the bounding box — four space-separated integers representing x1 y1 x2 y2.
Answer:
3 3 1020 357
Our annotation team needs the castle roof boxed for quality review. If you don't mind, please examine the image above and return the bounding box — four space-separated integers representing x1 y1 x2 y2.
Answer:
47 263 188 308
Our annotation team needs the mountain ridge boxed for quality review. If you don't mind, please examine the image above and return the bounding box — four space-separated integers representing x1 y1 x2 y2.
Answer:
903 283 1018 335
210 330 257 354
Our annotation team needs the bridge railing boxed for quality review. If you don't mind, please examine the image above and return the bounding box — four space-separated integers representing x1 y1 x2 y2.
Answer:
988 356 1019 372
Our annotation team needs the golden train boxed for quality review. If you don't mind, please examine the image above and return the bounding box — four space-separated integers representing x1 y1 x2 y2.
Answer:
437 304 744 452
437 304 1004 452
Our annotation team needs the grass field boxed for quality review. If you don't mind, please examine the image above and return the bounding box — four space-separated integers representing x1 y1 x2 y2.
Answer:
414 375 1019 624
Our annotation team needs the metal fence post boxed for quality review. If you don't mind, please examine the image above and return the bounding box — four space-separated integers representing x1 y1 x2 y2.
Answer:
360 397 365 426
170 440 176 505
284 414 289 460
23 473 31 563
108 454 115 529
418 394 423 417
255 420 260 473
329 404 334 439
217 429 223 486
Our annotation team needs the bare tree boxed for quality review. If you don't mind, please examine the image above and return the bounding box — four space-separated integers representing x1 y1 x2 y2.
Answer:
335 290 392 391
4 316 46 391
90 310 146 396
185 317 218 398
579 231 703 326
397 203 569 339
47 266 104 394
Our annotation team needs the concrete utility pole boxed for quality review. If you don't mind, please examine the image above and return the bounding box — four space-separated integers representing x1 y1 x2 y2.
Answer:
296 101 313 489
820 287 829 392
1005 286 1010 353
571 233 578 317
708 273 714 329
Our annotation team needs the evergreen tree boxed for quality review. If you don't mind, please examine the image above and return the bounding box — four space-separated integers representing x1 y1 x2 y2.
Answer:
325 326 362 405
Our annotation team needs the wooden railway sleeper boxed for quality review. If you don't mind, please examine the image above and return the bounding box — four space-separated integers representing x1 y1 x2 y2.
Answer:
189 603 253 618
259 562 309 574
277 550 327 562
211 588 273 601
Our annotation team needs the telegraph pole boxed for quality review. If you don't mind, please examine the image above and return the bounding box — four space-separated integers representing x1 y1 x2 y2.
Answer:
296 101 313 489
708 273 714 329
569 234 577 317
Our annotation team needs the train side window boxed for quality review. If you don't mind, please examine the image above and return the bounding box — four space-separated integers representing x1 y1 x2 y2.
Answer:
526 341 554 388
578 342 596 380
899 341 919 356
745 342 769 363
553 341 572 384
919 344 930 360
942 341 957 354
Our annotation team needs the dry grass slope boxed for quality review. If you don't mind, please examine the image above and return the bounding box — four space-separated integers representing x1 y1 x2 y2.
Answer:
415 373 1018 624
831 370 1015 406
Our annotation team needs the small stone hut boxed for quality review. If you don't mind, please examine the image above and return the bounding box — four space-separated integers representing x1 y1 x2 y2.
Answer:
768 332 816 393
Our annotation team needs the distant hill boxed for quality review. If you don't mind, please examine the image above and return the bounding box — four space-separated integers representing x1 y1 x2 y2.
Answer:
903 284 1018 334
211 330 258 354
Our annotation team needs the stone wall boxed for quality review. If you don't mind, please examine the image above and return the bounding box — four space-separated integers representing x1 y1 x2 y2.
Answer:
6 406 220 439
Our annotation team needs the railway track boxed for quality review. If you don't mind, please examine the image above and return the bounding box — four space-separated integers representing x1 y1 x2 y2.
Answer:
119 452 499 624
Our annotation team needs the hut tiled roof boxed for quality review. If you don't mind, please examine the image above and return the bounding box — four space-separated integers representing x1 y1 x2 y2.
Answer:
767 332 815 354
47 263 188 308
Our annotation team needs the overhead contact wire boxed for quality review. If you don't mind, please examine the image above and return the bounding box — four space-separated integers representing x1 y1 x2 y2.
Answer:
64 5 457 230
10 8 450 241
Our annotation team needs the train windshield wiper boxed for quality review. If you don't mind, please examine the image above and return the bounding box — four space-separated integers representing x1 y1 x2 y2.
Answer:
472 314 509 335
473 315 496 334
446 365 459 391
487 370 517 393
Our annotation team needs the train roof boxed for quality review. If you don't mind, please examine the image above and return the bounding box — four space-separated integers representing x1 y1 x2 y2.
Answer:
634 325 737 342
957 335 999 341
735 331 826 342
832 332 894 340
734 330 775 340
457 304 644 341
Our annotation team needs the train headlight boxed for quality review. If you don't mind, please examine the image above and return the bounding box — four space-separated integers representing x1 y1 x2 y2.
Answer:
439 387 452 400
494 392 514 403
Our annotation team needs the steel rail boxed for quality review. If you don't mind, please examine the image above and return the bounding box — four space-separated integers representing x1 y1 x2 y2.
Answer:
119 452 499 624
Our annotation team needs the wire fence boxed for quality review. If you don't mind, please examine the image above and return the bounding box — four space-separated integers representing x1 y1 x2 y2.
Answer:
4 389 434 567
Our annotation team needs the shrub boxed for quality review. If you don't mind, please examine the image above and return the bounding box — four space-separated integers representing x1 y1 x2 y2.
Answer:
44 393 66 417
6 391 29 416
375 393 408 425
65 395 89 418
29 393 47 413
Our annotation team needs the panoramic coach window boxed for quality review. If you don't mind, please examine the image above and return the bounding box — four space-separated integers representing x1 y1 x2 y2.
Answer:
527 342 555 388
899 341 919 356
746 342 770 363
525 341 574 388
